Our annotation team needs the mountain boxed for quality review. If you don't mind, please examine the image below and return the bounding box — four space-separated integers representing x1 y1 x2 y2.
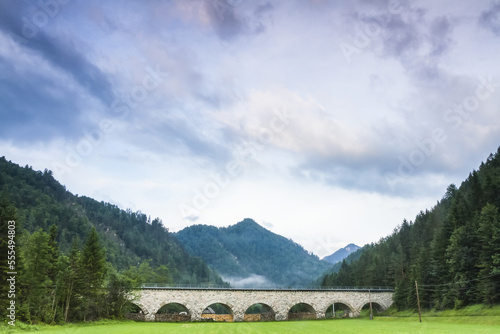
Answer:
0 156 224 284
175 218 332 287
321 147 500 310
322 243 361 264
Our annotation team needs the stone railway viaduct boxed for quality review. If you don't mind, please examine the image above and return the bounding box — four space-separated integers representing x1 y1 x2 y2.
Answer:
131 287 394 322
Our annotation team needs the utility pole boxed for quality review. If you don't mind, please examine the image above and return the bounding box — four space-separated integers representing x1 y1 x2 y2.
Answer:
332 302 335 318
415 280 422 323
369 289 373 320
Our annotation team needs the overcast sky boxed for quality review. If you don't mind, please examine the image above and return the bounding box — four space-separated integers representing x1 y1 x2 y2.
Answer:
1 0 499 258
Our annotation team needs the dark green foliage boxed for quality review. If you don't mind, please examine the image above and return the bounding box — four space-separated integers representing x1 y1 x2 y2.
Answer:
175 218 331 286
59 238 84 322
0 194 18 320
122 260 173 286
289 303 314 313
19 228 59 323
321 147 500 310
105 268 134 318
80 227 107 321
477 204 500 304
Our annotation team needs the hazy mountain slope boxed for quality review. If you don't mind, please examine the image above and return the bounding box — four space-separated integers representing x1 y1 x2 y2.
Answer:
175 218 332 287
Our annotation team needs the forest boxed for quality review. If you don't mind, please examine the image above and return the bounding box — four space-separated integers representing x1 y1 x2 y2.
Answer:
0 157 226 323
321 147 500 310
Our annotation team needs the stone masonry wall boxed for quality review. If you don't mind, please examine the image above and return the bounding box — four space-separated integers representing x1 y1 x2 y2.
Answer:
132 289 393 322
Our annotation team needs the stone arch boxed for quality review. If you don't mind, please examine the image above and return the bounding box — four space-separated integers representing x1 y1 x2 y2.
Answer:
244 303 276 321
124 302 146 321
201 302 234 322
288 302 317 320
369 295 393 311
155 302 191 322
360 302 385 315
324 302 355 318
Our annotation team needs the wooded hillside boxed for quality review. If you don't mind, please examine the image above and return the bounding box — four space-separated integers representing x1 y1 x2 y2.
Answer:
321 147 500 310
0 157 225 323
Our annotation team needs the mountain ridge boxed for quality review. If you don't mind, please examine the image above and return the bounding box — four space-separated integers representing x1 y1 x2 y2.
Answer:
175 218 332 287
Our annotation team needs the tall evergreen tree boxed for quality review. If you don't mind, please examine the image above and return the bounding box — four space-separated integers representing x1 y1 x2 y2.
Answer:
47 224 60 322
20 229 57 323
80 227 107 320
477 203 500 304
58 238 84 322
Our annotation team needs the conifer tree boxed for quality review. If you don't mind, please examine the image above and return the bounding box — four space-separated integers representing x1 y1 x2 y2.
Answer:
47 224 60 322
80 227 107 320
21 229 56 323
59 238 83 322
477 203 500 304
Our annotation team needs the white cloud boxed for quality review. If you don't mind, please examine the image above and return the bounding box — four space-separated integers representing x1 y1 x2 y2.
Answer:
1 0 500 257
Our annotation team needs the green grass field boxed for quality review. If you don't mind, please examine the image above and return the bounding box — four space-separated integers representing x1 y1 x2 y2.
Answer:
3 305 500 334
2 317 499 334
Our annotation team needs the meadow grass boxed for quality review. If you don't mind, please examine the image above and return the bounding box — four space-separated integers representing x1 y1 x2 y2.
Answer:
2 317 499 334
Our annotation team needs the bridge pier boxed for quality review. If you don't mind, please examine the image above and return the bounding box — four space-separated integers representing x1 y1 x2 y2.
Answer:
145 313 155 322
275 311 288 321
233 311 244 322
191 310 202 322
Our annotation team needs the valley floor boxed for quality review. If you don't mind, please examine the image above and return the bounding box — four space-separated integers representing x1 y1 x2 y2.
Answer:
3 316 500 334
4 305 500 334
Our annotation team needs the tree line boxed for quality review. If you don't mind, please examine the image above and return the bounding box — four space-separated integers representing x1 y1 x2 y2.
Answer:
0 156 227 324
321 147 500 310
0 195 177 323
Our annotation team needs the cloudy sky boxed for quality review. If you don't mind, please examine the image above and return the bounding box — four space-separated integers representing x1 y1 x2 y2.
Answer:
1 0 499 258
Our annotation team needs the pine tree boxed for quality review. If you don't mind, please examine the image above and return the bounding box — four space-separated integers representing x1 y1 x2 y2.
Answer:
20 229 56 323
80 227 107 320
47 224 60 322
477 203 500 304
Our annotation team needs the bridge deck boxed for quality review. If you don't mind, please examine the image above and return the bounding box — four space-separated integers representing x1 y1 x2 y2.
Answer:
137 283 394 293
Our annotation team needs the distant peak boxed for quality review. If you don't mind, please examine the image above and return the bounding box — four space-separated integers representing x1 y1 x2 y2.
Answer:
322 243 361 264
344 243 360 252
240 218 259 225
233 218 263 229
227 219 268 234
